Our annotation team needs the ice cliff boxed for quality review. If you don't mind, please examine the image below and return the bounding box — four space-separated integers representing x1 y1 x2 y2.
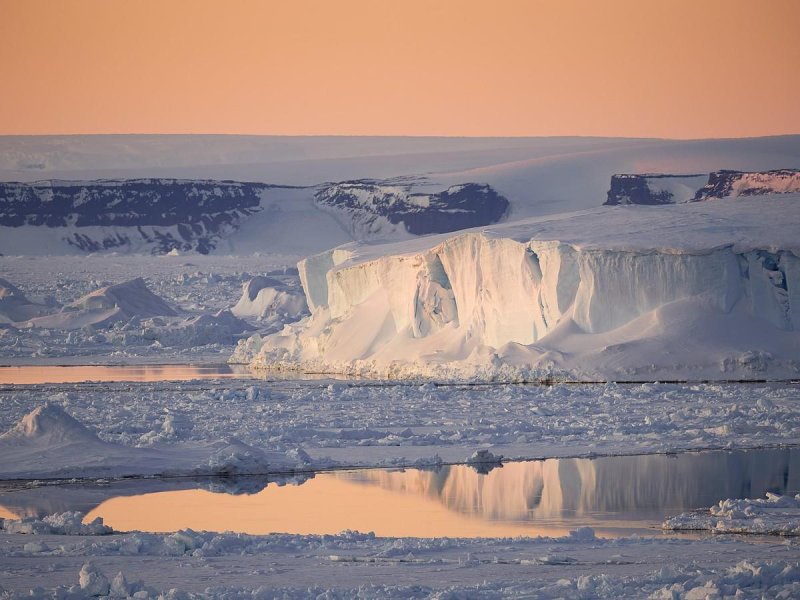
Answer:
314 180 509 239
0 178 274 254
605 169 800 206
0 177 510 255
235 195 800 381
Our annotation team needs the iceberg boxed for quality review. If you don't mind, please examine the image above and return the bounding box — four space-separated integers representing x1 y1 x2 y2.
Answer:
237 195 800 381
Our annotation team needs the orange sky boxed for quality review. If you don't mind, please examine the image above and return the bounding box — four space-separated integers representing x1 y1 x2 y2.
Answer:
1 0 798 138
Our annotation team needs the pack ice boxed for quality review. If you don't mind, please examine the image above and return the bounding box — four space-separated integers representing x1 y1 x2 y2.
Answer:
235 194 800 381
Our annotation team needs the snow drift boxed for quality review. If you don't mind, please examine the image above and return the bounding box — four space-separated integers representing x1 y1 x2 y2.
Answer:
24 278 176 330
235 195 800 381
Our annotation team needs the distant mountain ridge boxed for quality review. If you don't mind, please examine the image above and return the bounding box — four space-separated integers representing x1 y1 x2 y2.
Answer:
0 178 274 253
0 177 509 254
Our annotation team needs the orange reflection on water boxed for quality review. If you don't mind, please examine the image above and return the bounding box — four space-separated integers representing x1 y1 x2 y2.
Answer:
85 473 573 539
0 506 18 520
0 365 251 385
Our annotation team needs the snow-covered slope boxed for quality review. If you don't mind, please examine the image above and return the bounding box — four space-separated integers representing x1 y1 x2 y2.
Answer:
235 195 800 381
1 135 798 256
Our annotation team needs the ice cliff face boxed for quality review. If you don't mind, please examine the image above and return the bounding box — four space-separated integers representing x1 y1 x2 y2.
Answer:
0 177 510 254
605 174 708 205
605 169 800 206
237 195 800 381
0 179 271 254
694 169 800 200
314 180 509 239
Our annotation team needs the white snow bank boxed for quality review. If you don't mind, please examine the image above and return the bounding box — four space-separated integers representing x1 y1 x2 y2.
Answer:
664 492 800 536
239 195 800 381
231 276 308 323
0 404 300 480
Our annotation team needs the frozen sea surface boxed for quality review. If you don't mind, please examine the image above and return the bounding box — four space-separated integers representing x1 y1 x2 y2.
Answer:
2 379 798 476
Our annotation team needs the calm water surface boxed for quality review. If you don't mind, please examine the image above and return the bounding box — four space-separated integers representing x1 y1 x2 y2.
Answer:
1 448 796 538
0 364 255 384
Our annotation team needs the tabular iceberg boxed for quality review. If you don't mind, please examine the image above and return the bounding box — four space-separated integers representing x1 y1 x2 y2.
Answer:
234 194 800 381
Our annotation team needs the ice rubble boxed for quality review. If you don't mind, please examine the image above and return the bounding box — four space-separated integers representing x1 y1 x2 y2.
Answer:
0 512 112 536
0 530 798 598
664 493 800 536
237 195 800 381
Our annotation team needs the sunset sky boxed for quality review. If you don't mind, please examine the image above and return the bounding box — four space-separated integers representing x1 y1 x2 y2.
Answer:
1 0 798 138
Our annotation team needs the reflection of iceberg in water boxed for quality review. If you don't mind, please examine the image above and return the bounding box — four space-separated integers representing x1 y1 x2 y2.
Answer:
0 473 313 519
341 449 800 522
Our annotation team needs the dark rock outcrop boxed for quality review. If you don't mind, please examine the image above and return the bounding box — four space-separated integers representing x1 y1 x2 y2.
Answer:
693 169 800 200
605 174 705 206
606 169 800 206
315 181 509 235
0 179 272 254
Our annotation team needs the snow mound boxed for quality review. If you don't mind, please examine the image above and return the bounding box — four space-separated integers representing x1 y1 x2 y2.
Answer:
232 276 308 323
0 403 100 445
0 277 53 324
664 493 800 535
240 195 800 381
203 438 274 475
67 278 176 317
25 278 176 330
